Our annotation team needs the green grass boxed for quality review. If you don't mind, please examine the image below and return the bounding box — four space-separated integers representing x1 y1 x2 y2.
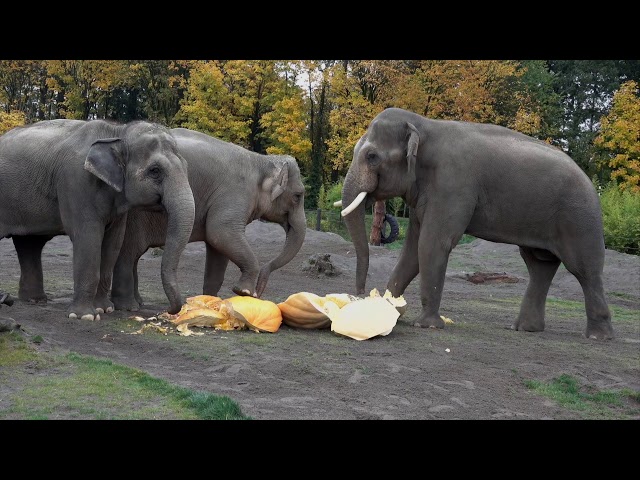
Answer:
609 291 639 301
0 332 250 420
0 332 41 366
476 296 639 324
524 374 640 419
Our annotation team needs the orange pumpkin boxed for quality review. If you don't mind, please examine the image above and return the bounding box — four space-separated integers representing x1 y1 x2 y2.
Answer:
226 296 282 333
278 292 331 329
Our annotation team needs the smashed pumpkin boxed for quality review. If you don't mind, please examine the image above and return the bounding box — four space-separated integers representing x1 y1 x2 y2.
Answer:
369 288 407 316
278 292 358 329
227 296 282 333
172 297 246 331
310 295 400 341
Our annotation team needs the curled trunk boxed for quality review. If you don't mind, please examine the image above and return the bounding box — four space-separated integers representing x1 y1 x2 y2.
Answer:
255 207 307 297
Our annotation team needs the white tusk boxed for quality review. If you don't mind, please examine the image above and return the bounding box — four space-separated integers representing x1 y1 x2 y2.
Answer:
333 200 342 207
341 191 367 217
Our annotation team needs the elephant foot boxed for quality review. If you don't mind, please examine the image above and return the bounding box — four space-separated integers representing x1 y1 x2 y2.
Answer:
93 294 114 314
111 296 141 312
18 291 48 304
67 301 100 321
585 322 614 341
232 285 257 297
512 315 545 332
412 312 445 329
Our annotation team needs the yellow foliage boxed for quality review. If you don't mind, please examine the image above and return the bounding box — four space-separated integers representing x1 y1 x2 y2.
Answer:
0 110 25 134
595 81 640 193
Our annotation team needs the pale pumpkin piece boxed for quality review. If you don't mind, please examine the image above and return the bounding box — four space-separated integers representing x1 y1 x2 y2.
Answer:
309 296 400 341
227 296 282 333
370 288 408 316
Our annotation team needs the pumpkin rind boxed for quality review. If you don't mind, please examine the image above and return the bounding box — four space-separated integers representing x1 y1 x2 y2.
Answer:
277 292 332 329
227 296 282 333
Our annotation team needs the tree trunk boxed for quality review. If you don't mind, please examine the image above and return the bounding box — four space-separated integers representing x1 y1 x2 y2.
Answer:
369 200 386 246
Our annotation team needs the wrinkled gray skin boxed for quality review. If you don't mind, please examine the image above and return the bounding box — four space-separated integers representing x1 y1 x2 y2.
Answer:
0 119 195 320
107 127 306 311
339 107 613 340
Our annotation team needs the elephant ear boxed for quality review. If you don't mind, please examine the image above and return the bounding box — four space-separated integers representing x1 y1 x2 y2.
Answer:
406 122 419 185
270 162 290 201
84 138 124 192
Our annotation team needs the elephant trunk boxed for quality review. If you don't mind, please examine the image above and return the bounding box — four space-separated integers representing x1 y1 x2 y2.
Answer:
255 207 307 297
160 180 195 314
341 179 369 295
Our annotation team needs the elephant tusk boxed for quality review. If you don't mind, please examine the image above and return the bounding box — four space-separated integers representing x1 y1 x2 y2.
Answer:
333 200 342 207
341 191 367 217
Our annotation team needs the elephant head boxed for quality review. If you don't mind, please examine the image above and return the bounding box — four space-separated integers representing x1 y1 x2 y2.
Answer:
339 109 420 294
255 156 306 297
85 121 195 313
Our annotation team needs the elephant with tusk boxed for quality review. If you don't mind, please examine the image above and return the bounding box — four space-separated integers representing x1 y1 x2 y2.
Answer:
106 128 307 311
337 107 613 340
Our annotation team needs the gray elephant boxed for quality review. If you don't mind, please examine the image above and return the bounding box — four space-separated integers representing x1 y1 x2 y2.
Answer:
106 127 306 311
338 107 613 340
0 119 195 320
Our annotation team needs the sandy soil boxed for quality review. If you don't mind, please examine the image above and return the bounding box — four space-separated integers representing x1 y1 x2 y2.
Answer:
1 221 639 420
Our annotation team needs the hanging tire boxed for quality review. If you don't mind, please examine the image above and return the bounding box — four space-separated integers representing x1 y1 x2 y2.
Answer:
380 214 400 244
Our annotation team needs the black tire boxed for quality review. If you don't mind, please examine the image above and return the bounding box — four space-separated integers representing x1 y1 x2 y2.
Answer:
380 214 400 244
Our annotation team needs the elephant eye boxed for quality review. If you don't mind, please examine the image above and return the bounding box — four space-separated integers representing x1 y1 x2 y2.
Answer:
147 165 162 179
293 193 303 203
366 151 379 164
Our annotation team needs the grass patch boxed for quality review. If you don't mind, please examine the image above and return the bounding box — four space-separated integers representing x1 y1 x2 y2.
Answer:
0 332 40 366
524 373 640 419
546 298 639 324
609 291 639 301
477 297 639 324
0 332 250 420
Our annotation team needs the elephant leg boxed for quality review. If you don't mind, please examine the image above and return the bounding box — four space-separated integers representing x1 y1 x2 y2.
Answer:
513 247 561 333
578 275 614 340
13 235 52 303
111 246 146 312
206 224 259 297
559 245 613 340
413 213 468 329
94 217 127 314
68 225 105 321
203 243 229 296
387 210 420 296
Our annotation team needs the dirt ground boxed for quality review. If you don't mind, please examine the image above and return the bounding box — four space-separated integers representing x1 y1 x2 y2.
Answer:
1 221 639 420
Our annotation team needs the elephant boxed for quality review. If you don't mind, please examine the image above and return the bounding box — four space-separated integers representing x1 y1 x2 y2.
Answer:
106 127 306 311
0 119 196 320
337 107 613 340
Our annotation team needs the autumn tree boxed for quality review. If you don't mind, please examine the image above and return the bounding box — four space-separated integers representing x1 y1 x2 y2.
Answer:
176 60 298 153
0 61 51 122
595 81 640 192
326 61 383 180
0 110 25 134
44 61 133 119
548 60 640 178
